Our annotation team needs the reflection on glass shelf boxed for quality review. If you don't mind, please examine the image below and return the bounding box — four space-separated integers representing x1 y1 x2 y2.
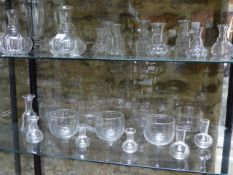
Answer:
0 122 227 174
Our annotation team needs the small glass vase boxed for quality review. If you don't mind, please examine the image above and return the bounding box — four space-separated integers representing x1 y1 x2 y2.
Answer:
211 24 233 59
21 94 37 134
194 119 213 149
92 27 107 55
75 124 90 151
111 23 125 56
175 20 191 57
0 10 33 55
49 5 86 56
26 115 43 144
122 128 138 154
170 126 190 160
147 22 169 57
185 27 208 60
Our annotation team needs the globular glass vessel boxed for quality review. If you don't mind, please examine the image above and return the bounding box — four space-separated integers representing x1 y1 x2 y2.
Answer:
185 27 208 60
49 5 86 56
92 27 107 55
147 22 169 57
21 94 37 134
194 119 213 149
111 23 125 56
211 24 233 59
26 115 43 144
136 19 150 56
170 126 190 160
75 124 90 150
122 128 138 154
0 10 32 55
176 20 191 57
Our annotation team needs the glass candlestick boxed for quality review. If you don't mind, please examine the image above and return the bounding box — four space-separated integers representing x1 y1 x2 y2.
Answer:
170 126 190 160
122 128 138 154
75 124 90 150
194 119 213 149
26 115 43 144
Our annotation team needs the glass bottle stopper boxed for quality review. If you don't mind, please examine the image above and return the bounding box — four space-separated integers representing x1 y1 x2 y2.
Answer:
122 128 138 154
75 124 90 150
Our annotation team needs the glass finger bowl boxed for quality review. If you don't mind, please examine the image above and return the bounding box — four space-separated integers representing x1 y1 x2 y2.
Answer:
144 114 175 146
48 109 79 140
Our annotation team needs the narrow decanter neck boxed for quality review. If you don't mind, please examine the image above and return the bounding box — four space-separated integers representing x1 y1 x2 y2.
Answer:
58 5 74 32
6 10 19 32
125 128 136 141
178 20 190 35
217 24 229 42
151 22 166 34
176 126 186 142
199 119 210 134
22 94 35 113
192 27 204 46
28 115 39 130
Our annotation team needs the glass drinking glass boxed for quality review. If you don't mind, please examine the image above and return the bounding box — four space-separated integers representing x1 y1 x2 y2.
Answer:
95 111 125 146
111 23 125 56
194 119 213 149
122 128 138 154
26 115 43 144
144 114 175 146
48 109 79 140
170 126 190 160
92 27 107 55
75 124 90 151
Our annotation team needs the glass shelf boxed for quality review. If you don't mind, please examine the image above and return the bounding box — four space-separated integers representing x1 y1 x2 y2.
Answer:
0 122 228 175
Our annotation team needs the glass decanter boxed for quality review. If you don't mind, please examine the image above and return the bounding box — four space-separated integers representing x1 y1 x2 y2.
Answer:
175 20 191 57
92 27 107 55
21 94 37 134
49 5 86 56
136 19 150 56
122 128 138 154
185 27 208 60
211 24 233 59
170 126 190 160
26 115 43 144
194 119 213 149
111 23 125 56
75 124 90 151
147 22 169 57
0 10 32 55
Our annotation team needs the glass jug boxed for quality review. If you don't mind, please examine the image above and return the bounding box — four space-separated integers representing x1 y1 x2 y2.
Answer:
122 128 138 154
26 115 43 144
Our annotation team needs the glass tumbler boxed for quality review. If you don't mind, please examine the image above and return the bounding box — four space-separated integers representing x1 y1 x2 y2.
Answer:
144 114 175 146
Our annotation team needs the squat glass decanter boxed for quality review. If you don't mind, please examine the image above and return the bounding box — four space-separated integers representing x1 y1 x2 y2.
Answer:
185 27 208 60
176 20 191 57
170 126 190 160
21 94 37 134
0 10 32 55
194 119 213 149
122 128 138 154
92 27 107 55
49 5 86 56
111 23 125 56
211 24 233 59
147 22 169 57
26 115 43 144
75 124 90 150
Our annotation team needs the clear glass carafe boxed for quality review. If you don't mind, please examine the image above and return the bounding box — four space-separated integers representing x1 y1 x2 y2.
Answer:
75 124 90 151
0 10 32 55
147 22 169 57
175 20 190 57
111 23 125 56
185 27 208 59
136 19 150 56
21 94 37 134
122 128 138 154
26 115 43 144
194 119 213 149
170 126 190 160
49 5 86 56
92 27 107 55
211 24 233 59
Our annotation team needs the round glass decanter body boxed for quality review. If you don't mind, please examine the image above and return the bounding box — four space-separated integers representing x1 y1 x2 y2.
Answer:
49 5 86 56
75 124 90 150
0 10 32 55
111 23 125 56
26 115 43 144
211 24 233 59
122 128 138 154
21 94 37 134
170 126 190 160
185 27 208 59
92 27 107 55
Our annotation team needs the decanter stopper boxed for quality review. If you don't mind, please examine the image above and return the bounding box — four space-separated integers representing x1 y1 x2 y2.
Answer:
0 10 33 55
75 124 90 151
147 22 169 57
211 24 233 59
194 119 213 149
170 126 190 160
49 5 86 56
26 115 43 144
111 23 125 56
122 128 138 154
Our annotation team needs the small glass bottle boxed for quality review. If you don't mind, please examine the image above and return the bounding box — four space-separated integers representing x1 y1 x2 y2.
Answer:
111 23 125 56
49 5 86 56
211 24 233 59
194 119 213 149
170 126 190 160
175 20 191 57
92 27 107 55
26 115 43 144
185 27 208 60
147 22 169 57
122 128 138 154
75 124 90 150
0 10 32 55
21 94 37 134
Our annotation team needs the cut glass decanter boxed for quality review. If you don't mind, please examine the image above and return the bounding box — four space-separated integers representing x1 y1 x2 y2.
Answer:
26 115 43 144
122 128 138 154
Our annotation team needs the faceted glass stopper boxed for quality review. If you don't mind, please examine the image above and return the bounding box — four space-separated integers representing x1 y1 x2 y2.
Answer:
75 124 90 150
26 115 43 144
122 128 138 154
